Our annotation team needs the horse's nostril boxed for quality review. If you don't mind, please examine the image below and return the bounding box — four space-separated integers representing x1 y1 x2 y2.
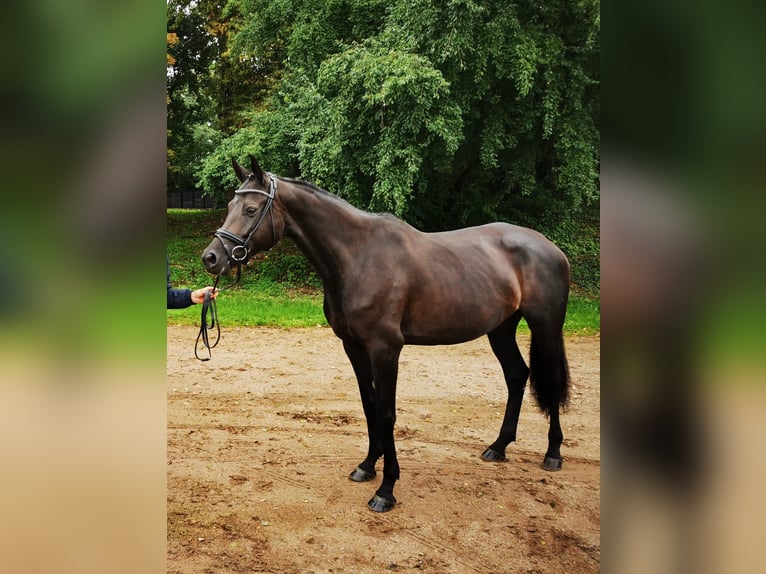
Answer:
203 251 216 266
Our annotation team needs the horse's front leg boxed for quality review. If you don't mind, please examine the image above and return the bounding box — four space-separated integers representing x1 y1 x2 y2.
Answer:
343 340 381 482
366 342 402 512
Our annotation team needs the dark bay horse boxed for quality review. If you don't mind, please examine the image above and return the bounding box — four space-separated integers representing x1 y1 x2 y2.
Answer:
202 156 571 512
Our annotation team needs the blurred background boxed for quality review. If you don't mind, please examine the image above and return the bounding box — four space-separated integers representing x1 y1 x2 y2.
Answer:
0 1 166 573
603 0 765 572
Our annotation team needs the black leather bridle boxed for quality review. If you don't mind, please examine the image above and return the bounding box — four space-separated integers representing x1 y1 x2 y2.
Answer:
194 173 278 361
213 173 278 268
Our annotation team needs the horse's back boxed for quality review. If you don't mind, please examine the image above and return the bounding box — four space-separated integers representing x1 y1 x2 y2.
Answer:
386 222 562 344
427 221 568 280
419 222 569 330
333 218 568 345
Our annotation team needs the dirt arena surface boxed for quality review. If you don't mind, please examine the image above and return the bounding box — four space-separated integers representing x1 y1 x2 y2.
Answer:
167 325 600 573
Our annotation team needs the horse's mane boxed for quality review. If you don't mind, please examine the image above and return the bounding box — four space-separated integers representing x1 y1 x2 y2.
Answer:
279 176 330 197
279 176 399 222
279 176 350 205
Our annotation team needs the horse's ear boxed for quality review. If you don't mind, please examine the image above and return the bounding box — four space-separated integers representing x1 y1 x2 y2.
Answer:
231 157 249 183
249 155 267 186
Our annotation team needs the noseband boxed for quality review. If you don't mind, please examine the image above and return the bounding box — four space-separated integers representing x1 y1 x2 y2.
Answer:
214 173 278 266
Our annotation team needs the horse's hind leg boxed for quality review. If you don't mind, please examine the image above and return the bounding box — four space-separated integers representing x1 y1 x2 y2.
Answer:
343 339 382 482
481 314 529 462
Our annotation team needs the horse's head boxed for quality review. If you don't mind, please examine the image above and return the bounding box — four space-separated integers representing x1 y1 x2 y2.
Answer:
202 156 285 275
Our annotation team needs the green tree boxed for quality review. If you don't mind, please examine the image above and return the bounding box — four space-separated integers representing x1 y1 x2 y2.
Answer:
167 0 219 192
199 0 598 234
167 0 283 195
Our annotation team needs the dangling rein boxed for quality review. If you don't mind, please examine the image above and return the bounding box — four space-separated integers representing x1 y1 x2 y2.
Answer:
194 269 241 361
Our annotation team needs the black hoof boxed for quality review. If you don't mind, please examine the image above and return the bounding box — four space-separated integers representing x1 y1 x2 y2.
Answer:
481 447 508 462
349 466 377 482
542 456 562 471
368 494 396 513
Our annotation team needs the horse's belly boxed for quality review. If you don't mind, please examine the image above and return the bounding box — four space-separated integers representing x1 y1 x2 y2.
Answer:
400 299 512 346
402 327 493 346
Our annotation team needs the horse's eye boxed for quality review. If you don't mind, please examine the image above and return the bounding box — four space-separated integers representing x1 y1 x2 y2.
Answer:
246 205 258 215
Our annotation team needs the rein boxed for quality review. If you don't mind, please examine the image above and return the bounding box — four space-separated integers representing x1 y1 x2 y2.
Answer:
195 174 278 361
194 270 246 361
194 274 222 361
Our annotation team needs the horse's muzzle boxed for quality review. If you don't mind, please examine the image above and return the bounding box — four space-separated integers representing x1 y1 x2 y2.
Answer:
201 244 230 276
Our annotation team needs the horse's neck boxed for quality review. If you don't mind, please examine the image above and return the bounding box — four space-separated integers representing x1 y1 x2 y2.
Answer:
280 182 370 285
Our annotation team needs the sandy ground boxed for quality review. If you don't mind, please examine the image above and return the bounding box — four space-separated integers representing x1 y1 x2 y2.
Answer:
168 325 600 573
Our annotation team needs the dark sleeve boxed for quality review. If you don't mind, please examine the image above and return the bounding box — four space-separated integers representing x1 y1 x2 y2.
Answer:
167 258 193 309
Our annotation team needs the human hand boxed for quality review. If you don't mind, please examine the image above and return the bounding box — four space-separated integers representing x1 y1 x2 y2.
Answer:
191 286 218 304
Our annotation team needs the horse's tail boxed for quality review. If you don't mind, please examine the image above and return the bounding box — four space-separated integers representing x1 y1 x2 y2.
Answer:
528 331 570 418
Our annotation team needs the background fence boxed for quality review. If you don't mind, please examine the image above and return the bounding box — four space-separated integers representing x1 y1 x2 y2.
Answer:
167 190 222 209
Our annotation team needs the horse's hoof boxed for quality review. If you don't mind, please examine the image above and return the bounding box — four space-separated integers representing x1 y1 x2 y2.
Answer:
349 466 376 482
542 456 562 471
368 494 396 513
481 447 507 462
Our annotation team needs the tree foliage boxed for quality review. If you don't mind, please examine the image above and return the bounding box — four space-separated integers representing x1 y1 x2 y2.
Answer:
167 0 281 192
170 0 599 286
167 1 218 192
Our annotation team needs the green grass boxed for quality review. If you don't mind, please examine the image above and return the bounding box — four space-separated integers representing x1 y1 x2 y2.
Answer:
167 279 326 328
168 209 600 335
561 296 600 336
